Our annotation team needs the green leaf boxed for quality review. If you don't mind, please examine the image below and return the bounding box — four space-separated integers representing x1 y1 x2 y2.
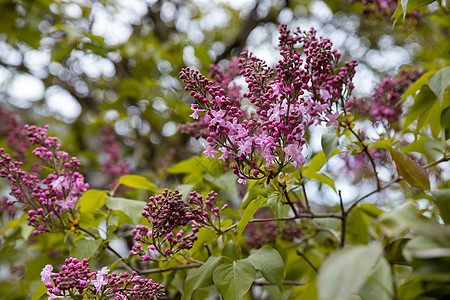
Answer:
428 66 450 103
78 189 107 212
368 139 392 150
441 106 450 140
69 238 102 259
204 172 237 194
247 246 284 290
392 0 435 21
359 257 394 300
31 283 48 300
321 132 339 160
288 282 318 300
403 85 438 130
237 196 268 240
182 256 224 300
398 70 436 105
317 244 383 300
119 175 157 192
213 260 256 300
104 197 146 224
379 202 450 245
222 241 241 260
388 148 430 190
431 189 450 224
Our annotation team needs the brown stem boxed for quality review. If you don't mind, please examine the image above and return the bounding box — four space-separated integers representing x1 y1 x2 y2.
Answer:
282 184 299 217
296 250 318 273
223 213 343 233
347 126 381 190
338 190 346 248
253 280 304 286
300 172 311 212
139 263 202 274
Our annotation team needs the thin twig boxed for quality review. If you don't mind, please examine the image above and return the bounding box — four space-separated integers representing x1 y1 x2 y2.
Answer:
338 190 346 248
139 263 202 274
223 213 343 233
253 280 304 286
315 225 341 245
300 172 311 213
296 250 318 273
78 227 138 272
346 156 448 214
281 183 299 217
347 126 381 190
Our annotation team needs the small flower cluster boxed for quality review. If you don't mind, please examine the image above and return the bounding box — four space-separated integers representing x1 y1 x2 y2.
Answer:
101 126 130 179
350 0 422 21
246 210 303 248
130 189 225 260
180 24 357 184
178 58 241 139
0 125 89 235
0 195 16 218
41 259 165 300
0 105 29 160
352 69 421 127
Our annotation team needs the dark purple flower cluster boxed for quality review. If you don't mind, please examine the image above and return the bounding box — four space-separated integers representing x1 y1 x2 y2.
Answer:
41 258 93 298
350 0 422 20
0 105 29 160
0 195 16 218
352 69 421 126
180 24 357 184
246 210 303 248
130 189 225 260
41 260 165 299
101 126 130 179
0 125 89 235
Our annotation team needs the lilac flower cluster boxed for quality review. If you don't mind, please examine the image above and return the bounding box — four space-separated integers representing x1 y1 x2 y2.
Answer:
0 125 89 235
0 195 16 218
352 69 421 126
246 210 303 249
180 24 357 184
130 189 225 260
41 259 165 299
178 57 241 139
101 126 130 179
350 0 422 20
0 105 29 160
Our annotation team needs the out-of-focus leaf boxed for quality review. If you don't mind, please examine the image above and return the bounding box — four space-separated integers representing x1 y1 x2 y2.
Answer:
104 197 146 224
119 175 157 192
288 282 318 300
213 260 256 300
398 70 437 104
441 106 450 140
182 256 224 300
379 202 450 245
31 283 47 300
237 195 267 240
78 189 107 212
321 132 339 160
359 257 393 300
428 66 450 103
389 148 430 190
69 238 102 259
403 85 438 130
431 189 450 224
317 244 383 300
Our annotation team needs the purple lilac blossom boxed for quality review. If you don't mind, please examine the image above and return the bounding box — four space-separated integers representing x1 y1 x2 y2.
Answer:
180 24 357 184
0 125 89 235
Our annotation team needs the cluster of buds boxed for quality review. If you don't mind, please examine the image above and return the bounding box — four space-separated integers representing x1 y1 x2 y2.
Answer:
246 210 303 248
101 126 130 179
0 125 89 235
41 259 165 299
180 24 357 184
0 195 16 218
352 69 421 127
130 189 225 261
